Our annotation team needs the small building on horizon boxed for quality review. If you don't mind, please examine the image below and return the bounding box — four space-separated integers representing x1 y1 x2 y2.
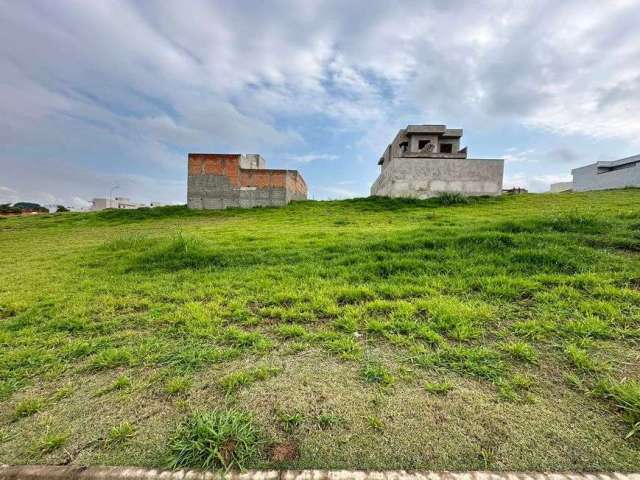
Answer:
370 124 504 198
91 197 145 211
187 153 307 209
549 181 573 193
549 153 640 193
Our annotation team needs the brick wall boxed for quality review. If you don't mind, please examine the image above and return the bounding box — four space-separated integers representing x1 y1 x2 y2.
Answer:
187 153 308 209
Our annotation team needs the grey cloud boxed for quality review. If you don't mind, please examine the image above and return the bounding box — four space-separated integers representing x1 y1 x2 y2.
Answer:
1 0 640 205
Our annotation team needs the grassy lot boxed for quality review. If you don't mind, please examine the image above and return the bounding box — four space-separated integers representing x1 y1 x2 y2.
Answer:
0 190 639 471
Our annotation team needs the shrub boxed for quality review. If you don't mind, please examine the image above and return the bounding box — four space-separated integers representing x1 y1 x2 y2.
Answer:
167 410 262 470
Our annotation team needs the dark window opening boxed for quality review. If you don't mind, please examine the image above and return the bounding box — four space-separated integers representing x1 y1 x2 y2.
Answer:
399 141 409 153
418 140 431 150
440 143 453 153
597 161 638 174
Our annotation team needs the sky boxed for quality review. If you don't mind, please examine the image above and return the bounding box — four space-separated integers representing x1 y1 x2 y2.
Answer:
1 0 639 207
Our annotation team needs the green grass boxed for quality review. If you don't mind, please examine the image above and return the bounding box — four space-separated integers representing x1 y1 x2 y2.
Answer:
424 380 454 395
1 191 640 469
107 421 136 445
168 410 262 471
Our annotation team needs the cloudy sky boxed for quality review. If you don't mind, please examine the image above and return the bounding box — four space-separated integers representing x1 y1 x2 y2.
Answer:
1 0 639 207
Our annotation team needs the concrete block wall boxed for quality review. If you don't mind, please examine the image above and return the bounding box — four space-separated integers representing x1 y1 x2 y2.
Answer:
371 157 504 198
187 154 307 209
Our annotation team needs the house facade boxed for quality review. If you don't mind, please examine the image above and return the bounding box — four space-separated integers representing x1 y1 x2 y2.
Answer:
370 125 504 198
571 154 640 192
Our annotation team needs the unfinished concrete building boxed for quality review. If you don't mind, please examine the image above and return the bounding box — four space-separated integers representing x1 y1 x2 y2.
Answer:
187 153 307 209
370 125 504 198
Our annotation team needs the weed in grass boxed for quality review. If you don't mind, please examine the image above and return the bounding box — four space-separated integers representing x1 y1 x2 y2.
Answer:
284 341 308 354
168 410 262 470
497 373 535 402
500 341 537 364
279 411 304 433
565 373 586 391
564 315 613 339
220 327 272 351
218 366 281 393
108 421 136 445
90 348 134 371
15 398 44 418
424 380 454 395
0 379 20 401
164 345 240 373
32 429 69 455
595 378 640 438
323 335 362 360
315 412 341 430
51 383 75 401
565 344 604 372
367 415 384 432
165 376 192 396
361 362 395 386
413 346 506 382
274 323 308 339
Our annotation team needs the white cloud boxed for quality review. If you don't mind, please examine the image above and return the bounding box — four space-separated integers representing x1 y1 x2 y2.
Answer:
283 153 338 164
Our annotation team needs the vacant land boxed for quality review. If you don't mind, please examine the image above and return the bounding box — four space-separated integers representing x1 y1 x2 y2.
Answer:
1 191 639 470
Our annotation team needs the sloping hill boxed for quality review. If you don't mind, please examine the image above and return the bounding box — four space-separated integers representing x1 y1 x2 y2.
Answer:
0 191 639 470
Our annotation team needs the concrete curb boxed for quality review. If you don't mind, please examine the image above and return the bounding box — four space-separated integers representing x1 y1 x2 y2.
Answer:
1 467 639 480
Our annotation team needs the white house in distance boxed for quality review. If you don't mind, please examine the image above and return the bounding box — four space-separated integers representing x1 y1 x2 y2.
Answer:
90 197 145 211
370 124 504 198
550 153 640 192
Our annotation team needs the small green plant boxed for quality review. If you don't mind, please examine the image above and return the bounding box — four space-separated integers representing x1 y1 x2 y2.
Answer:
361 362 395 386
96 375 132 396
315 412 340 429
113 375 132 390
595 378 640 438
165 376 192 396
15 397 44 418
32 430 69 454
279 411 304 433
323 336 362 360
424 380 454 395
367 415 384 432
90 348 133 370
500 341 537 364
51 383 75 401
218 366 280 393
565 344 602 372
167 410 262 470
274 323 308 339
108 421 136 445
